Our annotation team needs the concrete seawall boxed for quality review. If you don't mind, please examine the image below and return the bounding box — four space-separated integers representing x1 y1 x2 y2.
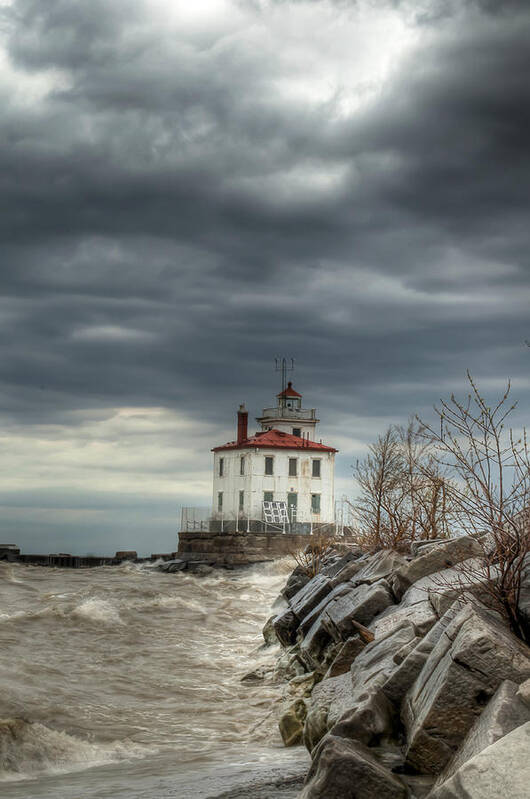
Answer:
177 530 353 568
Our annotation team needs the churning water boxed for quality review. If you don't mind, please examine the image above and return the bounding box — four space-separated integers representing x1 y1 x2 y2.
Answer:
0 559 304 798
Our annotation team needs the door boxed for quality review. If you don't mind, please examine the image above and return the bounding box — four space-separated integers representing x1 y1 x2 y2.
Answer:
287 492 298 525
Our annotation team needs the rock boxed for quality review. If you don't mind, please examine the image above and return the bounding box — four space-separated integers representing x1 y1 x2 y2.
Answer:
273 574 335 647
425 559 499 617
323 580 394 639
315 623 419 749
427 722 530 799
324 636 366 678
330 690 394 747
262 615 279 647
393 636 421 665
330 557 367 588
282 566 311 601
279 699 307 747
298 584 353 636
302 672 353 751
290 574 334 621
381 602 464 707
158 558 187 572
435 679 530 788
299 619 332 671
403 603 530 774
240 665 274 684
390 535 482 600
275 647 307 681
320 550 362 579
411 539 448 557
272 608 299 647
518 552 530 641
370 593 436 639
517 676 530 707
304 704 329 754
285 671 320 700
351 549 409 587
300 735 407 799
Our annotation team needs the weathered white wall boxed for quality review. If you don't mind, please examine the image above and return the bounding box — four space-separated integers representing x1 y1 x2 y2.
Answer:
212 447 335 523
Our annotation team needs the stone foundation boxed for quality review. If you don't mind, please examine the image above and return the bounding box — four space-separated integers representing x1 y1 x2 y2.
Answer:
177 530 348 567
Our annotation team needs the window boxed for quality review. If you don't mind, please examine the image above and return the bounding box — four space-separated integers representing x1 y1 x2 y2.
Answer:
312 459 321 478
219 457 224 477
311 493 321 514
292 428 301 437
265 456 274 475
239 490 244 511
288 458 297 477
240 456 245 476
218 492 223 512
264 491 273 503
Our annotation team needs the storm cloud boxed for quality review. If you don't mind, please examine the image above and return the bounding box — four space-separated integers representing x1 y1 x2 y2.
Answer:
1 0 529 553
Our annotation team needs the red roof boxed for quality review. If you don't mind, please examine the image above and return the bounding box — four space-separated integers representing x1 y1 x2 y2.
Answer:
277 381 302 399
213 428 337 453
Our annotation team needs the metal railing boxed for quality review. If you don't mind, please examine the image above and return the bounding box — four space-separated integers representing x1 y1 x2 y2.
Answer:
180 506 349 536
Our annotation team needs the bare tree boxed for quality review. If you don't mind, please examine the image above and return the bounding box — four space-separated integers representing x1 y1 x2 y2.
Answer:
353 422 454 552
289 534 336 578
419 372 530 641
353 427 411 551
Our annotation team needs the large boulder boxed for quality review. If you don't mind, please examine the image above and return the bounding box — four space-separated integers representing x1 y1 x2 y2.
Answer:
403 603 530 774
323 580 394 640
290 574 334 620
272 608 299 647
273 573 335 646
411 539 449 556
370 577 438 639
425 559 499 617
325 636 366 678
427 722 530 799
300 735 407 799
434 679 530 788
299 615 334 671
279 698 307 747
282 566 311 600
262 615 279 646
518 552 530 641
275 646 306 681
330 690 394 747
350 549 408 587
305 622 419 752
298 583 353 637
330 557 368 588
320 550 363 579
302 672 354 751
381 601 464 706
390 535 482 600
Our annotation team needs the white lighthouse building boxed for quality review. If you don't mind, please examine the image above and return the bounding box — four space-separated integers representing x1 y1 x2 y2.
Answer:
211 383 337 533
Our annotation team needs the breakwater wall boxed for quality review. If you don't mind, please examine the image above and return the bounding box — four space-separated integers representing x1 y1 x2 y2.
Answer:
0 547 176 569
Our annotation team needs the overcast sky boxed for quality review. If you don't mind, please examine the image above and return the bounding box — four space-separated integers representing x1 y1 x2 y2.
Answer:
1 0 529 555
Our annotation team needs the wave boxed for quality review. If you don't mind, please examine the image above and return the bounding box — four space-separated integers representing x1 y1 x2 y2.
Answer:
70 598 123 626
0 718 151 782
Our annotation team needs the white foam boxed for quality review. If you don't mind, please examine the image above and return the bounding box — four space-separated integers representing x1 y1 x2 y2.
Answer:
71 598 123 626
0 718 151 782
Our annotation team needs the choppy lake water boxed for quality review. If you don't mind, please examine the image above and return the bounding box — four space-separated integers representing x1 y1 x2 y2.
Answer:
0 559 305 798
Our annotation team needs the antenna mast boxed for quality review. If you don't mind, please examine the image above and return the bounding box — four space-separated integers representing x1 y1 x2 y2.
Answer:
275 357 295 406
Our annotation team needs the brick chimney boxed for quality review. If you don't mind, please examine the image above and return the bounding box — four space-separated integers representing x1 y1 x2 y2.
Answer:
237 404 248 444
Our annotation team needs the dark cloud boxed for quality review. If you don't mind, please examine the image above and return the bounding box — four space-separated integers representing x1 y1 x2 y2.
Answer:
1 0 529 552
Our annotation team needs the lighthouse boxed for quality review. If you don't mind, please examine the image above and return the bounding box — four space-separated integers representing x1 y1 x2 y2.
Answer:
211 383 337 533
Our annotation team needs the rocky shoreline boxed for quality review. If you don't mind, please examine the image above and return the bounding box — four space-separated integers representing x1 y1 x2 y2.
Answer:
258 538 530 798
